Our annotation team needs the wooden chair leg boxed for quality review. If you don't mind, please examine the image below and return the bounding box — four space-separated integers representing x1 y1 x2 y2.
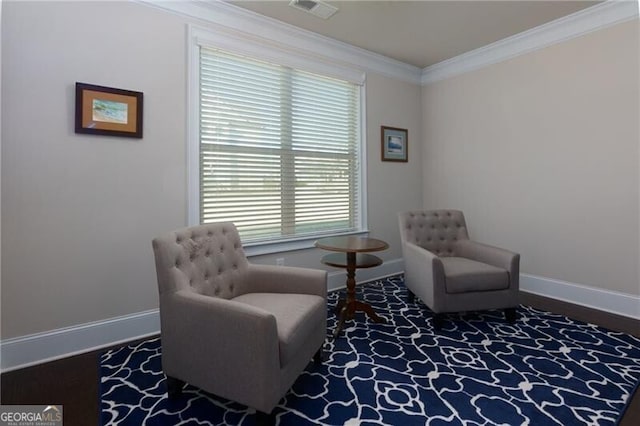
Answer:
255 410 275 426
505 307 517 323
433 313 445 331
313 345 326 365
333 304 349 339
166 376 185 398
407 288 416 304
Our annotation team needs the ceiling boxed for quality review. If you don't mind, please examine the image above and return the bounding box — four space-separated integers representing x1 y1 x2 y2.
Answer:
227 1 601 68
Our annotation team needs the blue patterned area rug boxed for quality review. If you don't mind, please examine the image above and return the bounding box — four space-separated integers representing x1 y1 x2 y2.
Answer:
101 275 640 425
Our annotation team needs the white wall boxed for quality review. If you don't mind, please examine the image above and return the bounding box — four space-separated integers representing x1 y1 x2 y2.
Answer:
3 0 636 370
422 20 639 296
0 0 422 342
0 0 4 379
365 73 423 254
2 1 186 340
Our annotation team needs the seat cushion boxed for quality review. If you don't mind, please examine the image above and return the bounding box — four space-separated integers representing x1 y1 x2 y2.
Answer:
232 293 325 368
441 257 509 294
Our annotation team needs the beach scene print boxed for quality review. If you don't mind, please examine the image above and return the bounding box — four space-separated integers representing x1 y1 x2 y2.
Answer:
387 135 404 153
92 99 128 124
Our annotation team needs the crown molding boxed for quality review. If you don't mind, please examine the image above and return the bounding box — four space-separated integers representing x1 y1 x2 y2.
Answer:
189 24 366 85
135 0 636 87
134 0 422 84
421 0 639 85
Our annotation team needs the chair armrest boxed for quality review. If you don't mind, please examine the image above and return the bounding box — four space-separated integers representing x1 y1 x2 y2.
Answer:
160 290 280 385
245 264 327 298
456 240 520 288
402 242 446 306
403 239 438 266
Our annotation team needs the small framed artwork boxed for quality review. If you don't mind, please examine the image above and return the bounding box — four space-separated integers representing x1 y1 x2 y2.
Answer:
381 126 408 162
75 82 143 138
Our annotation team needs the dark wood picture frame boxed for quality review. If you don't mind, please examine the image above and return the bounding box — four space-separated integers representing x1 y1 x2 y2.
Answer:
381 126 408 162
75 82 143 138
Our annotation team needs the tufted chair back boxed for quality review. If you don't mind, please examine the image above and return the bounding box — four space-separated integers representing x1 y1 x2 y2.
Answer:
152 222 250 299
398 210 469 257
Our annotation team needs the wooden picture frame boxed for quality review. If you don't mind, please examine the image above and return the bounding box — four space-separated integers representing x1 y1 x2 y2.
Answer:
75 82 143 138
381 126 408 162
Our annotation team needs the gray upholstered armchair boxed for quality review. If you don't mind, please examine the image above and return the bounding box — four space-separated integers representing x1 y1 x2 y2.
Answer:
398 210 519 329
152 223 327 424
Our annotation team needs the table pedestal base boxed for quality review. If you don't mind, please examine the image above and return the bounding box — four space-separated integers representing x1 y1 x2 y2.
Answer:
334 298 386 338
315 237 390 339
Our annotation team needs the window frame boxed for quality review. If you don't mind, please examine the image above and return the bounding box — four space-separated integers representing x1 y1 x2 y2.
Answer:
187 25 368 256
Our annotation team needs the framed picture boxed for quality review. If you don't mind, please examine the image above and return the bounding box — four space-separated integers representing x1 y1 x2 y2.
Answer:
381 126 408 162
75 82 143 138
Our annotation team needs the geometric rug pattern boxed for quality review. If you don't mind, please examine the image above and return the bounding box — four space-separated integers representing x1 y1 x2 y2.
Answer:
101 275 640 425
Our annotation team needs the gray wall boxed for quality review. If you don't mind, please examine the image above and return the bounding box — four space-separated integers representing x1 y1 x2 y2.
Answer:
0 1 422 339
421 20 639 295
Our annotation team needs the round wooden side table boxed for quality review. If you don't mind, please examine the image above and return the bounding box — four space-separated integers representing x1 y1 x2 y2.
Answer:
315 236 389 338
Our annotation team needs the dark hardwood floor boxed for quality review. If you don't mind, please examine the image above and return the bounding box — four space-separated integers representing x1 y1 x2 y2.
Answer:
1 293 639 426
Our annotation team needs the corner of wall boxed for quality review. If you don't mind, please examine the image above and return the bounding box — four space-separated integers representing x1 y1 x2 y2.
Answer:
420 0 639 86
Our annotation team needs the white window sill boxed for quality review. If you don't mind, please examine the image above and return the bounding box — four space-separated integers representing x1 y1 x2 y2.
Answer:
244 230 370 257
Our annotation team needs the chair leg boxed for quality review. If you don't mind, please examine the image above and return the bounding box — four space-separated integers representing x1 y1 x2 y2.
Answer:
505 307 517 324
407 288 415 304
166 376 185 398
433 313 445 331
255 410 275 426
313 345 326 365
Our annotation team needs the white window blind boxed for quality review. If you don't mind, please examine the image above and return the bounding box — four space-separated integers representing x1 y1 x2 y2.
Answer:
199 47 362 244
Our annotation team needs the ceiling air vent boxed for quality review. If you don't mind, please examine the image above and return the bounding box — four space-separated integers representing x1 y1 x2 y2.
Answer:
289 0 338 20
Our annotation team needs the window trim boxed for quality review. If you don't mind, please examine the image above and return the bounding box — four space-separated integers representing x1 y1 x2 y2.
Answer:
243 230 370 257
187 25 368 254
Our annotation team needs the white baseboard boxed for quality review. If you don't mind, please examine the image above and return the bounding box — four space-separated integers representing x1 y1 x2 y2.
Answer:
0 310 160 372
520 273 640 320
0 259 404 373
5 262 637 372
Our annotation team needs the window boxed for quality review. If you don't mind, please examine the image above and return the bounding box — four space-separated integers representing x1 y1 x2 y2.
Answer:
191 43 365 251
